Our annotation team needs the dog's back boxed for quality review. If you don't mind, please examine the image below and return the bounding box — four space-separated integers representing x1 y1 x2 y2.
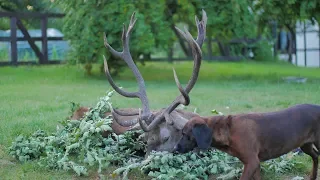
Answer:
235 104 320 160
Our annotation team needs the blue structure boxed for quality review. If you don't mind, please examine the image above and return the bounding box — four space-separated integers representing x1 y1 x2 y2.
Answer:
0 28 69 61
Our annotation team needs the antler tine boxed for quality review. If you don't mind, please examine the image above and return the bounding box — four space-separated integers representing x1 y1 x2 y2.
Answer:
127 12 137 38
113 108 140 116
110 108 139 127
181 27 202 93
138 10 207 132
172 10 206 93
122 12 137 51
120 12 151 116
107 103 139 127
172 68 190 106
195 9 207 47
180 10 206 93
104 32 122 58
103 56 138 98
104 11 152 117
138 108 150 132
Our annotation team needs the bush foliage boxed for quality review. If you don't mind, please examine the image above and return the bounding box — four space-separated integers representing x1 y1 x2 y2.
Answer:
53 0 171 75
1 1 319 70
50 0 275 74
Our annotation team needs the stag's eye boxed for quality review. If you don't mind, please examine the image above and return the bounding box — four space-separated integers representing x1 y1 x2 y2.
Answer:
162 136 169 142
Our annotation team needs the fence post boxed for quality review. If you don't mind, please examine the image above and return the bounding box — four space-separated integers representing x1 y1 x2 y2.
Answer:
271 21 278 59
16 19 44 63
41 15 48 64
207 37 213 60
10 17 18 65
303 22 307 67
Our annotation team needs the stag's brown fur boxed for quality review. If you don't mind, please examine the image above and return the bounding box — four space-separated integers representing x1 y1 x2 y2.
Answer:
176 104 320 180
69 107 90 120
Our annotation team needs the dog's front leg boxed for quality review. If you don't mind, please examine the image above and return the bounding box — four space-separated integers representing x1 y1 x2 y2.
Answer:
252 165 261 180
240 158 260 180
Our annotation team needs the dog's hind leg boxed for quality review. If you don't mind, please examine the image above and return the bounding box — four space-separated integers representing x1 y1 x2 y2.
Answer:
300 143 319 180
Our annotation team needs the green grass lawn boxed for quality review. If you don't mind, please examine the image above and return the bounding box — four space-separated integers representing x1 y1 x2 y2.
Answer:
1 61 320 179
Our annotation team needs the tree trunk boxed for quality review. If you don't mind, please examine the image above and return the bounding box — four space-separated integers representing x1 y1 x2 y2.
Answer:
84 63 92 75
141 53 150 66
207 36 213 60
217 40 230 57
285 24 296 64
168 46 173 63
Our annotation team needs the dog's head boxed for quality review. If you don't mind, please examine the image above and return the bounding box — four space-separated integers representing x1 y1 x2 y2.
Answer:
174 117 213 153
175 115 232 153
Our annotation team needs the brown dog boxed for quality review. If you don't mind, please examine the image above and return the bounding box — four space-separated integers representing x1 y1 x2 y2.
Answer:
175 104 320 180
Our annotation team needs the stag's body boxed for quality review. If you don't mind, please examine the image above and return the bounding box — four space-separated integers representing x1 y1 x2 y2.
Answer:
102 10 207 154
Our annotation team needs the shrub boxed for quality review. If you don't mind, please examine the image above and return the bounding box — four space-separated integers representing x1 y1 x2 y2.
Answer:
252 40 275 62
54 0 171 75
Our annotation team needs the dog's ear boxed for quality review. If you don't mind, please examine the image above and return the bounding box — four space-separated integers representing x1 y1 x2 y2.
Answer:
192 123 213 150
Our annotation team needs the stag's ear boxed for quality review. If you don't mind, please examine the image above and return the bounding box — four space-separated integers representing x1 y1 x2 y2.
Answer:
192 123 213 150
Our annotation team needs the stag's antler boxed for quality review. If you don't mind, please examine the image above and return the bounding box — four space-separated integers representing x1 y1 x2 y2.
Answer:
139 10 207 131
109 107 139 127
103 10 207 131
103 12 154 123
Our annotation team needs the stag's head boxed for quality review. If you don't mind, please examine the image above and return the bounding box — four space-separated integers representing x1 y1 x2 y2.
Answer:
103 10 207 154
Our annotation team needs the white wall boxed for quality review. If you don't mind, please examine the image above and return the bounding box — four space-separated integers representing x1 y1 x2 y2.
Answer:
294 21 320 67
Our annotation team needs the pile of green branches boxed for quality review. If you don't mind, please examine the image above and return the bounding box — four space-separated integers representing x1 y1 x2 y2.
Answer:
113 150 243 180
9 90 145 177
8 90 301 180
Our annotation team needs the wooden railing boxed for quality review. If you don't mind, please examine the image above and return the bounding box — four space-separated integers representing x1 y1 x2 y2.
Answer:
0 12 65 66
